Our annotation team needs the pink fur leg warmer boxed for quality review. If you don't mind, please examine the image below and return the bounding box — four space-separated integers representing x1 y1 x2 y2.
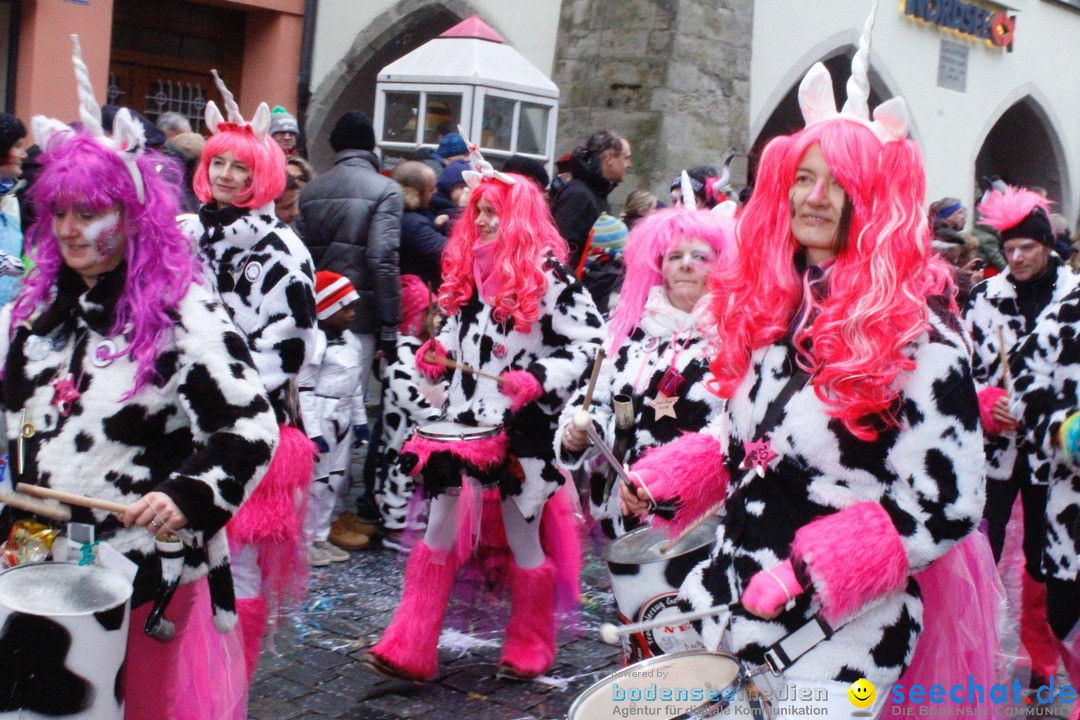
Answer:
791 501 909 626
499 370 544 412
977 386 1009 435
415 338 449 381
630 432 727 538
499 558 557 678
369 540 457 682
236 595 269 683
1021 571 1062 682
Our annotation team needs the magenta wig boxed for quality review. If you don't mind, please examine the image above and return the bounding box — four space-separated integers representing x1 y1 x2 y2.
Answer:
16 132 201 397
438 175 568 332
976 184 1053 234
607 207 734 353
193 128 286 208
708 118 953 440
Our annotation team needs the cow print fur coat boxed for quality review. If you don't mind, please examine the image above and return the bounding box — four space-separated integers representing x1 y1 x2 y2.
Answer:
0 266 279 629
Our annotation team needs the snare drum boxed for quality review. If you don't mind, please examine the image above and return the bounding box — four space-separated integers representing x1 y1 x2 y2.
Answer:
568 650 772 719
416 421 502 443
402 421 508 496
0 562 133 720
605 518 719 663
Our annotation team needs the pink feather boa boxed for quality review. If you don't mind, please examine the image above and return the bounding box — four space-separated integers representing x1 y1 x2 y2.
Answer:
415 338 449 381
977 386 1009 435
630 432 727 538
499 370 544 412
790 501 909 626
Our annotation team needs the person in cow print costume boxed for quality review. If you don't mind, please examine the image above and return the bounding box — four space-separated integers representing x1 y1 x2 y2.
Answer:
621 36 987 716
556 206 733 539
182 71 318 681
362 152 605 683
1 105 278 716
963 184 1079 691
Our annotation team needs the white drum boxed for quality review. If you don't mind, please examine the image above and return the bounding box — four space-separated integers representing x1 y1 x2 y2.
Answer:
604 519 718 662
568 650 772 719
0 562 132 719
416 421 502 442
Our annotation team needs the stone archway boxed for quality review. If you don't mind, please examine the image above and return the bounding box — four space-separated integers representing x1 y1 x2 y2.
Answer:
975 95 1070 220
305 0 476 170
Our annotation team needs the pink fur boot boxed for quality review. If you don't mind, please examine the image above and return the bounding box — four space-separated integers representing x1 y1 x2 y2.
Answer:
236 595 269 682
364 541 457 682
1020 571 1061 685
498 558 556 679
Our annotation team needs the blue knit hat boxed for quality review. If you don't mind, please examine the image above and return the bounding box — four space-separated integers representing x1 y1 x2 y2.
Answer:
437 132 468 158
437 159 470 196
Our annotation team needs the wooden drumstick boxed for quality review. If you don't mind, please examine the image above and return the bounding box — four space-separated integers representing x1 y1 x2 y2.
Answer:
17 483 129 514
660 500 725 554
424 352 506 384
0 491 72 522
581 348 606 412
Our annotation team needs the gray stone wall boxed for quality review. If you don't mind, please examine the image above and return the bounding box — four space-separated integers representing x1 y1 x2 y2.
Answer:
552 0 752 210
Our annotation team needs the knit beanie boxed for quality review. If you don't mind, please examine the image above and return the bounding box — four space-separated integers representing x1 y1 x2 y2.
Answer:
269 106 299 136
436 132 468 158
437 158 470 196
400 274 434 336
329 111 375 153
977 185 1056 248
315 271 360 320
590 213 629 257
0 113 26 158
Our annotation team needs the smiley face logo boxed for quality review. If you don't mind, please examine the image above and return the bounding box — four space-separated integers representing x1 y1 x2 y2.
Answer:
848 678 876 709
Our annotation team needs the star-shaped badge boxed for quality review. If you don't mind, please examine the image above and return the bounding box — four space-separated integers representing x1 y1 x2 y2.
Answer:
739 434 778 477
649 392 678 420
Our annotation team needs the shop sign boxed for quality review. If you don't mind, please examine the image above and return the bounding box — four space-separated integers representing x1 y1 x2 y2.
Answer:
904 0 1016 50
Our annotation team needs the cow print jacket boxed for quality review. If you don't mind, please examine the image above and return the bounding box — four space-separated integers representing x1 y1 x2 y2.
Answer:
183 202 317 425
964 259 1080 486
681 298 984 685
1010 281 1080 582
0 266 279 629
556 287 726 538
437 254 605 521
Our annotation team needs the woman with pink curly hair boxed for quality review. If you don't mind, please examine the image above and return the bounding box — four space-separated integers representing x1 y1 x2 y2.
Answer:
363 166 605 683
556 207 734 539
620 18 988 713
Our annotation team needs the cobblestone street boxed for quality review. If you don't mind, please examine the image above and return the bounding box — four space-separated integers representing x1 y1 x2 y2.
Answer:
246 542 622 720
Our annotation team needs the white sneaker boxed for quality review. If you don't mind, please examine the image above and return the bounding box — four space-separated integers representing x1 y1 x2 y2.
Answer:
307 543 331 567
315 540 350 563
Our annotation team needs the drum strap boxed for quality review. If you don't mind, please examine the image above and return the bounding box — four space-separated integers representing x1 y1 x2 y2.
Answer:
761 615 833 675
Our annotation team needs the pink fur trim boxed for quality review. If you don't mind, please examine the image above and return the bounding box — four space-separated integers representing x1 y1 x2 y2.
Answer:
236 595 268 683
402 431 509 477
540 483 583 617
369 540 457 681
631 432 727 538
415 338 449 381
791 502 909 626
977 386 1009 435
1020 570 1062 681
499 369 543 412
228 425 313 611
499 558 556 677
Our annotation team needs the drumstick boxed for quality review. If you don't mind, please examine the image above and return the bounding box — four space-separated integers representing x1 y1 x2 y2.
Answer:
424 352 506 384
599 603 733 645
0 491 72 522
571 414 668 513
660 499 724 554
581 348 606 412
17 483 129 514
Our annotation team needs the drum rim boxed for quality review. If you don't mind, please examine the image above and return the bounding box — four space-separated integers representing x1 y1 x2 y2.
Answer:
603 517 719 565
567 649 744 717
0 561 133 616
416 422 502 440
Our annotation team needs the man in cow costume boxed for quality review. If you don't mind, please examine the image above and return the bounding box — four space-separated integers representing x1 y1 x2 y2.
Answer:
621 6 987 715
964 184 1079 691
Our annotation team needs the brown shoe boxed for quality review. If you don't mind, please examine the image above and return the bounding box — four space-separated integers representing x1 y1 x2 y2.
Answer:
328 519 370 550
335 511 379 537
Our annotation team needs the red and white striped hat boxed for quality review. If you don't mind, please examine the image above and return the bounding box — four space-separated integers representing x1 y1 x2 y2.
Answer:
315 271 359 320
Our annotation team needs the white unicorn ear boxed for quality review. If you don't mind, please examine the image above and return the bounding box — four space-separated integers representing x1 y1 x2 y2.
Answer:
871 97 909 142
111 108 146 154
250 102 271 140
799 62 838 126
462 170 482 189
712 199 738 219
205 101 224 135
31 115 72 151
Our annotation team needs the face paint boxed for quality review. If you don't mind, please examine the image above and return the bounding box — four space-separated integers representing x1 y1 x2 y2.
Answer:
82 212 122 257
488 217 499 238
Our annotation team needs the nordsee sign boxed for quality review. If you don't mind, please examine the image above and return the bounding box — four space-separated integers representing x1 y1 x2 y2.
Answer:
903 0 1016 49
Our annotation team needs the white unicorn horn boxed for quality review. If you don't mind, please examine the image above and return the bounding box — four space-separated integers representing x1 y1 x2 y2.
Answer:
211 69 245 125
841 0 879 120
71 35 104 138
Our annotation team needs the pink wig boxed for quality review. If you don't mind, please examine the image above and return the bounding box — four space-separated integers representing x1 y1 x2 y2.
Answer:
16 132 201 397
193 128 286 208
607 207 734 353
976 184 1053 234
708 118 953 440
438 175 567 332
